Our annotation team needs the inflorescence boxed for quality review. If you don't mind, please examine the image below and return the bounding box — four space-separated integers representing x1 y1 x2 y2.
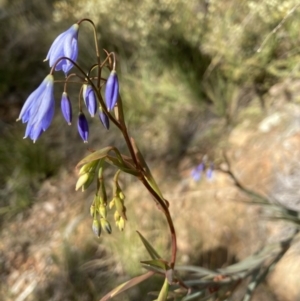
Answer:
17 20 119 143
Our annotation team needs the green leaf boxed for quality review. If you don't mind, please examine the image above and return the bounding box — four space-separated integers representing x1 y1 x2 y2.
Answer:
99 271 154 301
141 259 169 272
141 263 166 275
182 291 203 301
106 155 140 176
76 147 113 168
137 231 161 259
176 265 219 276
156 278 169 301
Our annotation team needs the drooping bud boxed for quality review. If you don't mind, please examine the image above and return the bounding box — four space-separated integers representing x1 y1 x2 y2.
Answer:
61 92 72 125
75 173 89 191
99 204 107 218
83 85 97 117
98 106 110 130
114 196 127 220
100 218 112 234
105 71 119 111
109 199 115 209
92 219 101 237
118 217 125 231
77 112 89 143
81 174 95 191
79 161 99 176
76 162 98 191
119 190 125 200
114 210 120 223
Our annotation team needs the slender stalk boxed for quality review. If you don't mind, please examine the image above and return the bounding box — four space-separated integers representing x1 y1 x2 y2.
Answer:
78 18 102 90
115 95 177 268
140 176 177 268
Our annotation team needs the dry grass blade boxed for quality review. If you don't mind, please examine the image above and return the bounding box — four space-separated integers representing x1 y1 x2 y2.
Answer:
99 271 154 301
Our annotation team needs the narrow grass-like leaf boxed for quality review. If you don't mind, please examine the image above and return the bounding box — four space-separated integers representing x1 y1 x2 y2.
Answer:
182 291 203 301
141 259 168 271
156 278 169 301
99 271 154 301
137 231 161 259
76 147 113 168
176 266 219 276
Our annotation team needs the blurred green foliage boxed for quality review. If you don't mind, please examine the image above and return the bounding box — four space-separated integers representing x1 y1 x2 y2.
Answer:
0 128 61 221
54 0 300 116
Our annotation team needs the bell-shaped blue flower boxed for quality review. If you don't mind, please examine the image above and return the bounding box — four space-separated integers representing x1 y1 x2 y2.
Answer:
105 71 119 111
45 24 79 75
77 112 89 143
98 106 109 130
191 162 205 182
17 75 55 143
61 92 72 125
83 85 97 117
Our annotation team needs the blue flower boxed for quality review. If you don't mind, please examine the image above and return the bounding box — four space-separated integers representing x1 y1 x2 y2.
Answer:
83 85 97 117
61 92 72 125
105 71 119 111
17 75 55 143
206 163 214 180
98 106 109 130
77 112 89 143
45 24 79 75
191 162 205 182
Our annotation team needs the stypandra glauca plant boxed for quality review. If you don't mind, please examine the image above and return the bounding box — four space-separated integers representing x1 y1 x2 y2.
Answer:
17 19 300 301
17 18 180 300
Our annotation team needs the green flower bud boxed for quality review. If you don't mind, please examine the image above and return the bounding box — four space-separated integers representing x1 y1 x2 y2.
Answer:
109 198 115 209
81 174 95 191
114 210 120 222
119 190 125 200
118 217 125 231
79 160 98 175
100 218 112 234
99 204 107 218
92 219 101 237
75 173 89 191
114 196 127 220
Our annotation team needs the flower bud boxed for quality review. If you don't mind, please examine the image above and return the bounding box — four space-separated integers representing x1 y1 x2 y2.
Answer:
75 173 89 191
114 196 127 220
118 217 125 231
114 210 120 222
98 107 109 130
109 199 115 209
99 204 107 218
119 190 125 200
100 218 112 234
81 174 95 191
92 219 101 237
83 85 97 117
77 112 89 143
61 92 72 125
79 161 98 176
105 71 119 111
